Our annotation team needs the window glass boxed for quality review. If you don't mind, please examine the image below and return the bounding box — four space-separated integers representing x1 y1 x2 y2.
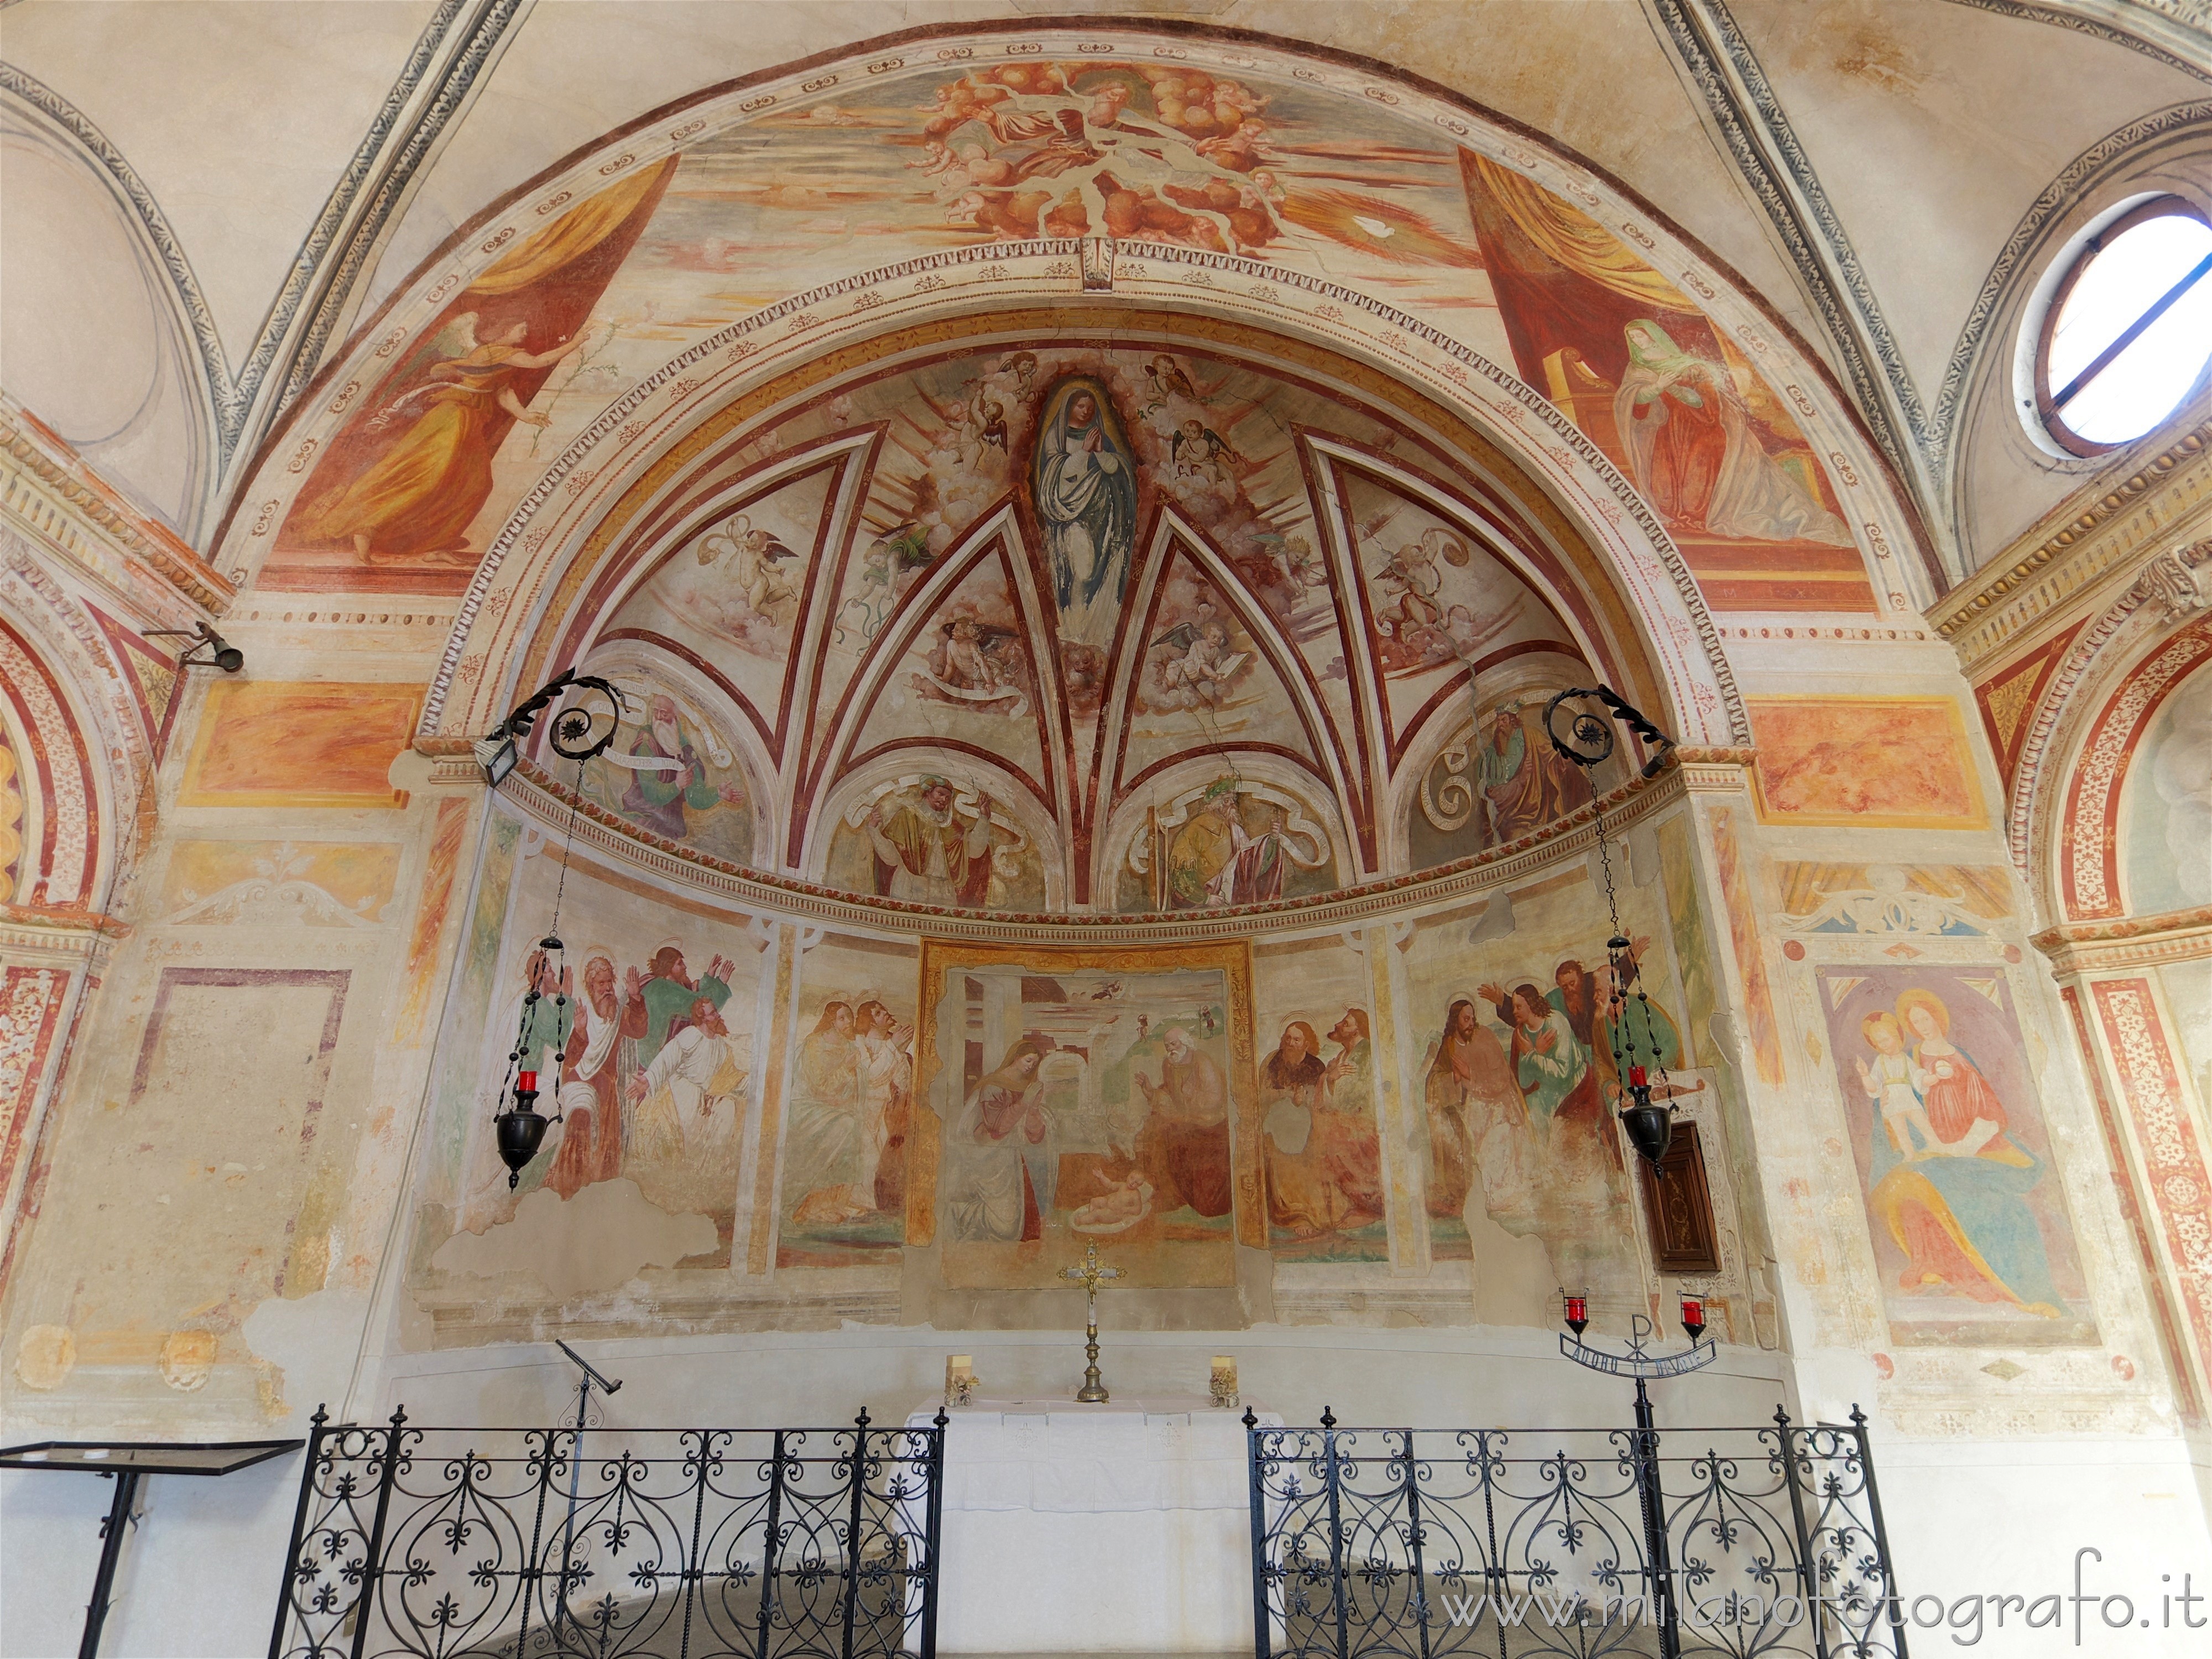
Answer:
2042 205 2212 451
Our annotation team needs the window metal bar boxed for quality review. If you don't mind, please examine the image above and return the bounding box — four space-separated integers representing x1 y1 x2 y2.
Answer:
2053 251 2212 410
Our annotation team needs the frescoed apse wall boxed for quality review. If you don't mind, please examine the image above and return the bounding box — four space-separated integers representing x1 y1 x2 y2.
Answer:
0 22 2190 1483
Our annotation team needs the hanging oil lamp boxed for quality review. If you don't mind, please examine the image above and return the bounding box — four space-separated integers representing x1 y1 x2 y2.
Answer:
484 670 628 1188
1541 686 1678 1171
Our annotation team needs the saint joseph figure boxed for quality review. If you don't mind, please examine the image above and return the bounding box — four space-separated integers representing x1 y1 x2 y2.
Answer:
1033 379 1138 646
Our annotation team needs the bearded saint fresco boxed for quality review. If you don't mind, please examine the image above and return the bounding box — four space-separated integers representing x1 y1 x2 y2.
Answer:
610 695 748 842
1031 378 1138 647
1262 1012 1384 1247
866 778 997 907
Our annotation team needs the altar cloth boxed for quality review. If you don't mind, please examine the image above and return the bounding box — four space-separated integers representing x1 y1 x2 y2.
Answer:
906 1395 1282 1651
907 1394 1280 1514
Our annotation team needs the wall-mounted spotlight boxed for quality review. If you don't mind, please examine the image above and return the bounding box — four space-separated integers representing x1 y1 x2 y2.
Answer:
143 622 244 674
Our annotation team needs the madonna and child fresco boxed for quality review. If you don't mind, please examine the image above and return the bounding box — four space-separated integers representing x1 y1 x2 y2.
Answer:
1820 967 2094 1345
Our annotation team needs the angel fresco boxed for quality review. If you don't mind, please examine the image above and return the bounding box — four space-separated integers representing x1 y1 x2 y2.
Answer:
289 316 587 567
910 616 1027 717
1149 617 1247 708
272 158 674 591
1032 381 1138 646
899 62 1485 272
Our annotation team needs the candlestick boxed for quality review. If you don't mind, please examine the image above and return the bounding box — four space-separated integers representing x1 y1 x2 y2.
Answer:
945 1354 978 1407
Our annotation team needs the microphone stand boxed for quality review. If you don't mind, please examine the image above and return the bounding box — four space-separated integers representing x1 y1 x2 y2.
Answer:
551 1340 623 1639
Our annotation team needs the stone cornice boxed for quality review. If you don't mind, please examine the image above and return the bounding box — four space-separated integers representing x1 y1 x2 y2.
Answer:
1931 421 2210 671
0 902 129 968
2033 905 2212 974
1672 747 1758 791
491 753 1695 943
0 396 233 618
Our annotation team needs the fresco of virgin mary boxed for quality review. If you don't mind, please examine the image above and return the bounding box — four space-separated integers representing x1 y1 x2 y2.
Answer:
1031 378 1139 645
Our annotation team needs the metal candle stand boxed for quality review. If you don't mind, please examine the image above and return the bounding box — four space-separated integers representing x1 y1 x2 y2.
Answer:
1558 1298 1715 1659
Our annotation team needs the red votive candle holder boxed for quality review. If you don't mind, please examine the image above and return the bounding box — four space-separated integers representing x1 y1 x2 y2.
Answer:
1680 1297 1705 1340
517 1070 538 1093
1629 1064 1648 1087
1563 1295 1589 1335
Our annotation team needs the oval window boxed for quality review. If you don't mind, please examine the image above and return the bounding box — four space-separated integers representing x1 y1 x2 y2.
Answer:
2037 197 2212 456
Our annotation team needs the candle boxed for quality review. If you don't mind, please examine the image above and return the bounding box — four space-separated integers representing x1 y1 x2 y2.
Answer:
1628 1064 1647 1087
517 1070 538 1093
948 1355 972 1380
1680 1297 1705 1340
1209 1355 1238 1407
1564 1296 1588 1326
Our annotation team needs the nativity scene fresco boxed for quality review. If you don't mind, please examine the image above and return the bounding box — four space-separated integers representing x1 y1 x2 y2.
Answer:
913 941 1258 1291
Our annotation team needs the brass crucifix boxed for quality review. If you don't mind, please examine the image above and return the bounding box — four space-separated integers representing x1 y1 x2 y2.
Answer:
1060 1241 1126 1402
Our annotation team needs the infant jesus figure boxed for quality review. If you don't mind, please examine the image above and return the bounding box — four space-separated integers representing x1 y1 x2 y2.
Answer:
1070 1168 1154 1230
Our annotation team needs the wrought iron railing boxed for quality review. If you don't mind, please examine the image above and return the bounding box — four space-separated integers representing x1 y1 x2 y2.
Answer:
270 1406 945 1659
1246 1408 1906 1659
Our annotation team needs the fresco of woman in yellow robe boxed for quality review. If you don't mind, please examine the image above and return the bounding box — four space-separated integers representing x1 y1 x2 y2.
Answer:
293 320 586 565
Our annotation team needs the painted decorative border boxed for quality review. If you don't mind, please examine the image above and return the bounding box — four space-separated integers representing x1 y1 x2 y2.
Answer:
489 749 1709 943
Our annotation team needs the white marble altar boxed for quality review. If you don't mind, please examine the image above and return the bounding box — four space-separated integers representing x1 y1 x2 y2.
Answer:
907 1394 1282 1652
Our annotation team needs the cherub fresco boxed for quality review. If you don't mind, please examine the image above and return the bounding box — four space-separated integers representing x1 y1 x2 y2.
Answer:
910 614 1030 718
697 513 802 624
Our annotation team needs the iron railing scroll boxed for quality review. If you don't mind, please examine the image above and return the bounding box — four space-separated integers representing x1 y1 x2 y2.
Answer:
1246 1407 1906 1659
271 1404 947 1659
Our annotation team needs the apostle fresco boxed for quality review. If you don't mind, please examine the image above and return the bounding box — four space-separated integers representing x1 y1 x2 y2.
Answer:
544 953 645 1198
1263 1011 1384 1242
865 777 997 906
786 999 914 1226
1032 379 1138 646
626 996 746 1162
1421 997 1531 1229
638 943 737 1062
